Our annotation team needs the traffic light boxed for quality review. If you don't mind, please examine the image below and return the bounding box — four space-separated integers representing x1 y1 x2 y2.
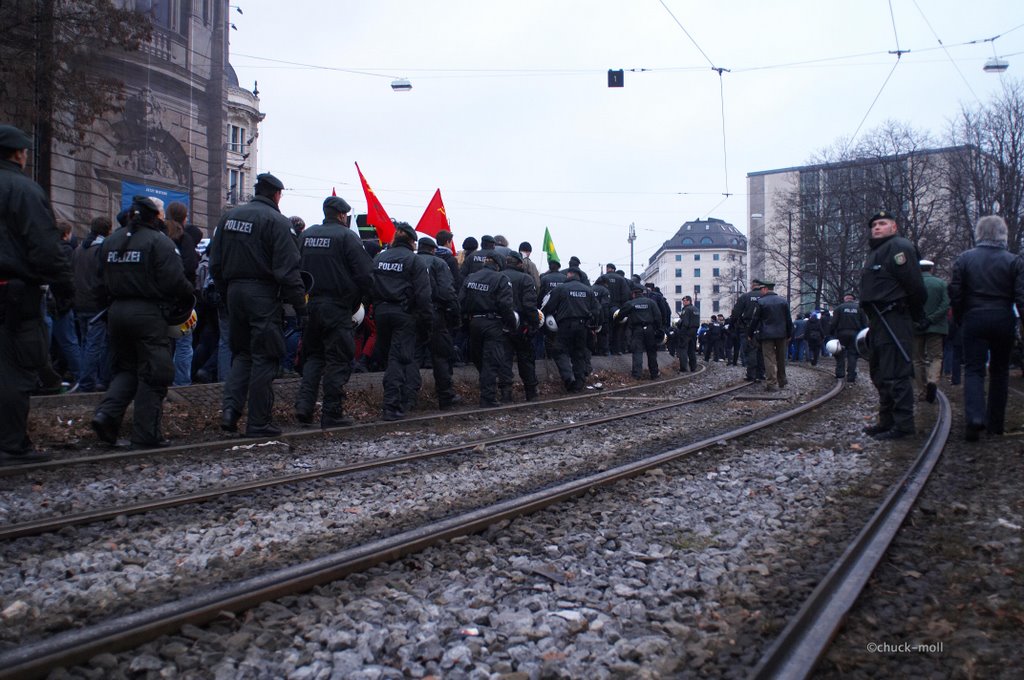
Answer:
608 69 624 87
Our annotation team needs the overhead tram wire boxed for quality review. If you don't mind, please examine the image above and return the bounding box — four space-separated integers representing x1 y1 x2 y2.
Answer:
657 0 732 205
848 3 909 146
912 0 982 103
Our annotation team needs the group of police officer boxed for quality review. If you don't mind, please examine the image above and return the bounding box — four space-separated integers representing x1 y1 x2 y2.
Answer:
4 114 1013 456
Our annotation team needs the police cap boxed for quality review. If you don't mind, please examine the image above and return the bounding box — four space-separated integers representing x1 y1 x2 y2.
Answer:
566 266 584 278
758 279 776 288
417 236 437 251
255 172 285 192
485 251 505 268
569 256 581 267
323 195 351 215
0 125 32 150
868 210 896 227
132 195 164 214
505 250 523 264
481 234 496 246
394 222 417 241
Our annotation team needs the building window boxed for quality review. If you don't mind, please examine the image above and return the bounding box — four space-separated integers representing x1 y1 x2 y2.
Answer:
713 284 720 293
675 254 682 261
694 285 701 294
227 169 246 203
676 300 682 312
713 253 720 261
713 268 720 277
712 300 720 312
700 237 713 245
229 124 247 153
675 268 682 278
682 237 694 245
675 285 682 294
694 268 701 278
694 254 700 261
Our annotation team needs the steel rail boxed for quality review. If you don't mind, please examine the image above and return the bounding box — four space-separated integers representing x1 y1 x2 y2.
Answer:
750 389 952 680
1 365 710 477
0 381 748 541
0 377 844 679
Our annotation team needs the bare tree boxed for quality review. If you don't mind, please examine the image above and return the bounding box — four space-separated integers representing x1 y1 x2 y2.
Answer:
947 79 1024 254
0 0 151 191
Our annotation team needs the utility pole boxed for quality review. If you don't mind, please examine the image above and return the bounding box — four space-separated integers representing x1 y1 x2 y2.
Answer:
628 222 636 277
787 213 794 308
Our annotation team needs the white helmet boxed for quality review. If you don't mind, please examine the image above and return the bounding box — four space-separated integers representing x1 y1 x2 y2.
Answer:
855 327 870 356
352 303 366 327
825 338 842 355
545 315 558 332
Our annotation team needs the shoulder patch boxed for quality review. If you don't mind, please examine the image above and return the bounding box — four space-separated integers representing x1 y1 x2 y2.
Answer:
893 252 907 266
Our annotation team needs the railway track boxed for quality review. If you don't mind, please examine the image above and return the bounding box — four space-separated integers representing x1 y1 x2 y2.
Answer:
0 380 750 541
752 389 953 678
0 370 845 679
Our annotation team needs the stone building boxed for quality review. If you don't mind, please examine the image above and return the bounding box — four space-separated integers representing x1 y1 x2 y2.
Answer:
9 1 260 236
641 218 747 319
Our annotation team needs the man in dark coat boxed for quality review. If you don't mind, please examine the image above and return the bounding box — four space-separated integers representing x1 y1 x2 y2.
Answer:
294 196 374 428
830 293 868 384
91 196 194 448
750 281 793 392
210 172 307 437
859 210 927 440
459 251 515 407
0 125 74 465
417 236 461 409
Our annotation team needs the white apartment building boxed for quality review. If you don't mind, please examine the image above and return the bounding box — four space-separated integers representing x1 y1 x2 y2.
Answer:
641 218 747 320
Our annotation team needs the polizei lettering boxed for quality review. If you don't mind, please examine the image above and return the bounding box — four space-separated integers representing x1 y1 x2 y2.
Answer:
303 237 332 248
223 219 253 233
466 281 491 292
377 262 404 272
569 290 589 298
107 250 142 263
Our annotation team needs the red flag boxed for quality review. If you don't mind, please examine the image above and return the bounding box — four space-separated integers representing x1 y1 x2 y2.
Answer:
415 189 453 251
355 163 395 245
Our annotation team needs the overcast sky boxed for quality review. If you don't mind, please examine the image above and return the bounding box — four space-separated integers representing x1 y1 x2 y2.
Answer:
229 0 1023 280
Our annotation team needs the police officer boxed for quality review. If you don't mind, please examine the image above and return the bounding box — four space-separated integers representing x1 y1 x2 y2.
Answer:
210 172 307 437
417 236 461 409
859 210 927 440
543 266 598 392
0 125 73 465
830 293 868 384
602 264 630 354
675 295 700 372
460 234 497 280
91 196 194 448
293 196 374 428
749 280 793 392
538 257 567 301
729 278 767 381
590 275 612 355
372 222 432 420
616 283 664 379
459 250 515 406
503 250 540 401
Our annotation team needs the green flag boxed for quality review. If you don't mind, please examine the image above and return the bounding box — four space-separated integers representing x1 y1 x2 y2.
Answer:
542 227 560 263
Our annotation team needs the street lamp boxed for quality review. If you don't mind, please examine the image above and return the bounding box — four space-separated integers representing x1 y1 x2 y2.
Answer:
391 78 412 92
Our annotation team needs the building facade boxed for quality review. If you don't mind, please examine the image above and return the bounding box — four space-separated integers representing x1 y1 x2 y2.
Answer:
642 218 747 320
8 1 260 236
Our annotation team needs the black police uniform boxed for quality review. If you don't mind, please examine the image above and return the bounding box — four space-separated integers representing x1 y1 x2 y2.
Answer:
93 210 194 446
729 287 767 380
538 268 567 302
618 294 664 379
603 271 630 354
459 258 516 406
590 279 611 355
372 239 432 418
675 303 700 372
417 246 460 408
543 275 598 391
210 191 306 435
0 139 73 463
831 300 868 382
294 213 374 427
503 255 540 401
859 231 926 435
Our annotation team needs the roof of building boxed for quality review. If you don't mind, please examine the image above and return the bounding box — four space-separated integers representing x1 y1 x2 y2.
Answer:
647 217 747 265
746 144 975 178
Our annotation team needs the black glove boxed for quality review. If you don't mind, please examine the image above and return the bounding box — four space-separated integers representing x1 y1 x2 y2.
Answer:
51 280 74 316
916 318 930 333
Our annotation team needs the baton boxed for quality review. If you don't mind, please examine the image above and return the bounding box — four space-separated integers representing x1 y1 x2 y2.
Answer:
869 302 911 363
